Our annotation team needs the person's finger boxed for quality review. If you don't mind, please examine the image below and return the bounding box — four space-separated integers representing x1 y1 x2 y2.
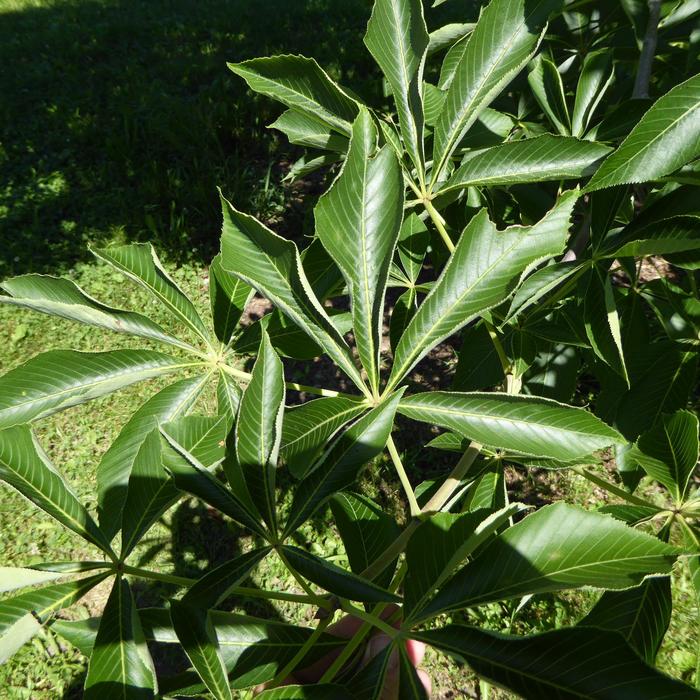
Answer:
417 668 432 697
404 638 426 667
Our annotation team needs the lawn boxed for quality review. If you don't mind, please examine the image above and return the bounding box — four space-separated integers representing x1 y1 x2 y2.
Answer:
0 0 698 697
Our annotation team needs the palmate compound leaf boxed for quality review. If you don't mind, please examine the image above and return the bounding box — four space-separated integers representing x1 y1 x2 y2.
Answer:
283 390 403 536
97 375 208 541
91 242 210 343
586 73 700 192
439 136 611 193
0 349 188 429
387 191 577 390
430 0 565 185
0 425 112 553
170 548 271 700
364 0 429 178
315 107 404 395
235 328 285 533
228 55 359 137
84 578 156 700
219 192 368 396
415 502 679 621
415 625 698 698
629 410 699 502
0 274 194 352
398 392 624 461
281 397 368 479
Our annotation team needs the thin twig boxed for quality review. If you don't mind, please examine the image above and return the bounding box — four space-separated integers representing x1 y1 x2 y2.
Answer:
633 0 662 99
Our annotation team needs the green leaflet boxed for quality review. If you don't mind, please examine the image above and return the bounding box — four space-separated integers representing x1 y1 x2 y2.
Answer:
228 55 359 136
505 260 582 323
170 549 271 700
158 418 265 539
97 375 207 541
397 212 429 284
330 492 402 588
315 107 403 394
416 625 696 698
0 614 42 665
235 329 284 532
280 545 400 603
428 22 474 55
92 242 209 342
0 425 112 553
209 253 252 344
389 287 417 355
527 54 570 135
346 643 394 699
0 574 109 638
120 414 229 556
418 502 678 619
283 390 403 535
571 50 614 137
0 274 191 351
431 0 565 184
364 0 429 177
217 370 243 425
170 605 231 700
219 192 368 396
612 341 698 440
579 576 672 664
0 567 63 593
404 505 527 618
440 136 611 192
84 578 156 700
398 391 623 460
629 410 699 502
281 397 368 479
387 192 577 389
601 215 700 259
587 73 700 191
269 110 349 152
583 267 629 385
0 349 189 429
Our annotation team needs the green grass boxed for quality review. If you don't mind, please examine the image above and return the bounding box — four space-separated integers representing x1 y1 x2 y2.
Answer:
1 0 698 696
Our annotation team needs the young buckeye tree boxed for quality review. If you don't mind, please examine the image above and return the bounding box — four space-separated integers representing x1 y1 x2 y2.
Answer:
1 0 699 697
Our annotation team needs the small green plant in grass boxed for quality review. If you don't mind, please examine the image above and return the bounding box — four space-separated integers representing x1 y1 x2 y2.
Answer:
1 0 699 697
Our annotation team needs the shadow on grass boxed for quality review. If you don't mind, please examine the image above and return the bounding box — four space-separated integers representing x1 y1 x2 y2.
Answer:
0 0 380 278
